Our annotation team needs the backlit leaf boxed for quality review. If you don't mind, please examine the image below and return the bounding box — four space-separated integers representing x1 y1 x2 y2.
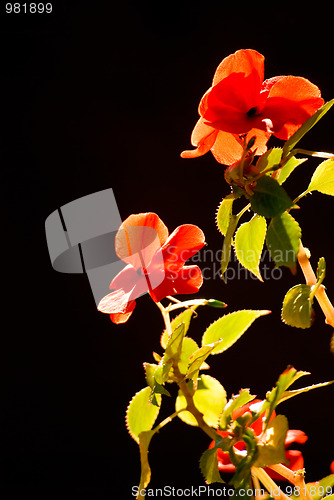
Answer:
221 214 239 280
276 156 307 185
216 196 234 236
256 147 282 174
234 214 267 281
266 212 301 268
282 284 314 329
200 447 224 484
126 387 161 443
176 374 227 428
202 310 270 355
251 176 293 218
307 158 334 196
253 415 288 468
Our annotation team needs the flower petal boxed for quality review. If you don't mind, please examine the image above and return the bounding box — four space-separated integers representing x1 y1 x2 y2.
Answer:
264 76 324 140
210 129 269 166
180 118 218 159
285 429 308 447
110 300 136 324
115 212 169 269
150 265 203 303
161 224 205 271
212 49 264 87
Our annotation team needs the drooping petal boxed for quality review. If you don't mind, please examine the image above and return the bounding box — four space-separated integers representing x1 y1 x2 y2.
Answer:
97 286 136 314
150 265 203 303
264 75 324 140
110 300 136 324
180 117 218 159
160 224 205 271
212 49 265 87
115 212 169 269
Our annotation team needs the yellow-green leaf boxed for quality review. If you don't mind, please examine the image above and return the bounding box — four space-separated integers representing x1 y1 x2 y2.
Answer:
126 387 161 443
308 158 334 196
234 214 267 281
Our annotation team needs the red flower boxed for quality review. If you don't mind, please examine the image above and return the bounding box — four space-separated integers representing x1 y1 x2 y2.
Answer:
331 461 334 474
181 49 324 165
97 213 205 324
210 399 308 480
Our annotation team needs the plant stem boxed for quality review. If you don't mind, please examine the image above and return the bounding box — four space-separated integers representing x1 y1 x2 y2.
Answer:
268 464 313 500
252 467 291 500
297 242 334 328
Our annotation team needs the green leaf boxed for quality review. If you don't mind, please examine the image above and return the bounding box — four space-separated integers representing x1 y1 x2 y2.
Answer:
138 430 155 492
175 374 227 428
307 158 334 196
276 156 308 185
305 474 334 500
200 447 224 484
221 214 239 280
256 147 283 174
253 415 288 468
219 389 256 430
186 340 224 380
202 310 271 355
251 176 293 218
161 308 194 349
282 284 314 329
266 212 301 268
126 387 161 443
216 195 234 236
283 99 334 157
162 323 185 365
178 336 199 375
143 362 158 389
278 380 334 405
234 214 267 281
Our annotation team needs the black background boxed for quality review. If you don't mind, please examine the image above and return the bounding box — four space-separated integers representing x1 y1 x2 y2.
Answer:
2 1 334 499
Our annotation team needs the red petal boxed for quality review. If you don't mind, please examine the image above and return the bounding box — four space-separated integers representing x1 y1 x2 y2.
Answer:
204 71 263 133
161 224 205 271
115 213 169 268
212 49 264 87
330 461 334 474
285 429 308 447
109 300 136 324
150 265 203 303
264 76 324 140
210 129 269 166
180 118 218 159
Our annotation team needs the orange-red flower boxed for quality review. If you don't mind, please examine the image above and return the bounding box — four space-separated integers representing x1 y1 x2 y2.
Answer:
210 399 308 480
331 461 334 474
97 213 205 324
181 49 324 165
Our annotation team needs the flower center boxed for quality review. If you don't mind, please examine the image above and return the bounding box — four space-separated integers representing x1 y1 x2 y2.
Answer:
247 106 257 117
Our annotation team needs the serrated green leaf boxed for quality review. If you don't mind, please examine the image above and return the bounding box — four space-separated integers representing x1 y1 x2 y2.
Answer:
266 212 301 268
126 387 161 443
308 158 334 196
178 336 199 375
176 374 227 428
202 310 270 355
276 156 308 185
219 390 256 430
143 362 158 389
162 323 185 365
306 474 334 500
283 100 334 157
253 415 288 468
221 214 239 281
256 147 283 174
234 214 267 281
200 447 224 484
278 380 334 405
251 176 293 218
186 340 224 380
161 309 194 349
216 196 234 236
282 284 314 329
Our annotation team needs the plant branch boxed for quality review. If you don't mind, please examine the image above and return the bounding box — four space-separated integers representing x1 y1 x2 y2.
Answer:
267 464 312 500
297 242 334 328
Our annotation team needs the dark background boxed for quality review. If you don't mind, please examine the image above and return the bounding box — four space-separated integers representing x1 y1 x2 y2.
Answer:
2 1 334 498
